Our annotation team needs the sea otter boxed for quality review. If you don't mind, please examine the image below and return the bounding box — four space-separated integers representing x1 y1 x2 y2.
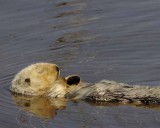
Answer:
10 63 160 104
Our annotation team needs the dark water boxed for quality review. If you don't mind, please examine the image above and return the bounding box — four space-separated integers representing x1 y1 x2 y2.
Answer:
0 0 160 128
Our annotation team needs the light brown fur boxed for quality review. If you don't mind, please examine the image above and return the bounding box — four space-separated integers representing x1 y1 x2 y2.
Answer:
12 95 67 119
10 63 160 104
11 63 81 98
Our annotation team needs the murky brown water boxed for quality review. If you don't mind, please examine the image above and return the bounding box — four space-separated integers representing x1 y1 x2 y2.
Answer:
0 0 160 128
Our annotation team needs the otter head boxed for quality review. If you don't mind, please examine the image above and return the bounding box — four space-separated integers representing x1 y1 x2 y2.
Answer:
11 63 60 96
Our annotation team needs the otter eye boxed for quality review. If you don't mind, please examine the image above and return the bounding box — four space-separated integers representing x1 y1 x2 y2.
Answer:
25 78 31 85
24 102 30 107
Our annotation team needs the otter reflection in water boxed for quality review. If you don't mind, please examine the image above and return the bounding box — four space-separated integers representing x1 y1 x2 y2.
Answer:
12 94 67 119
12 93 160 121
11 93 160 127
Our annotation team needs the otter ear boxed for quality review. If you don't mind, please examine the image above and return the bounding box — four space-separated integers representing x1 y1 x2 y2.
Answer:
65 76 80 86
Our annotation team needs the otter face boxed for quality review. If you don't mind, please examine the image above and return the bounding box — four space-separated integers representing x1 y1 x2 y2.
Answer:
11 62 82 98
11 63 60 96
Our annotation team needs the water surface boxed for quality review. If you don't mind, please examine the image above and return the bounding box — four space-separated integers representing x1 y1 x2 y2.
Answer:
0 0 160 128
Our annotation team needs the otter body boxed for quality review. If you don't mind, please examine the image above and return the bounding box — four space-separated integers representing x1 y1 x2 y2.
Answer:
10 63 160 104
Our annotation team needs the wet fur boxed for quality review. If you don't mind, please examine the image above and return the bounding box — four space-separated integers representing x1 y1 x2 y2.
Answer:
79 80 160 104
11 63 160 104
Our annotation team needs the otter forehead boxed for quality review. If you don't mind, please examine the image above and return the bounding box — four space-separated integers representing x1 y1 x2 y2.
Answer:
12 62 60 81
24 62 58 72
16 62 59 76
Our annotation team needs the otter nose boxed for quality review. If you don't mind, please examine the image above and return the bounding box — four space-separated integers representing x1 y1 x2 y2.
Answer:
56 66 59 72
